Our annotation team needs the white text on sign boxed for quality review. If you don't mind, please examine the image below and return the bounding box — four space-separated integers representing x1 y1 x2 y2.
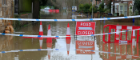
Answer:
81 22 91 26
78 31 93 35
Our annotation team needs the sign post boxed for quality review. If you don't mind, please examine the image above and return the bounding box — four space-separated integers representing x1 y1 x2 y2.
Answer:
72 6 77 12
72 6 77 19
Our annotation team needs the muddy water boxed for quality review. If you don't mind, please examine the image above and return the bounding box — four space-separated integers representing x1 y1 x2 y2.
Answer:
0 11 140 60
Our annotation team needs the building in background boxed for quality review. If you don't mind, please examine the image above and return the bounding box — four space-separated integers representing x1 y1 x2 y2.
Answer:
111 0 134 16
1 0 14 18
92 0 134 16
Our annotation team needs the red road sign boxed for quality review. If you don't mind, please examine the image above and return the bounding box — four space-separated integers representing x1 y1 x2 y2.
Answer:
76 40 95 54
76 22 96 35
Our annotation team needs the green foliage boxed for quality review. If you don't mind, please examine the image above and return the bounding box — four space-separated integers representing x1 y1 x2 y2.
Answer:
134 0 140 14
134 10 139 15
78 2 108 14
79 4 84 9
120 14 124 16
107 0 111 12
104 9 110 13
130 6 132 9
20 0 32 12
98 2 106 13
82 4 91 13
41 6 48 9
40 0 48 6
89 5 97 13
78 4 97 13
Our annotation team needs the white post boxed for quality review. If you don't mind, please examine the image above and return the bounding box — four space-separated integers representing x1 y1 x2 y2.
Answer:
111 2 113 14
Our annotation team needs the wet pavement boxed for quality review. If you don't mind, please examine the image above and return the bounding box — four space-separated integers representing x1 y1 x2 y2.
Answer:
0 11 140 60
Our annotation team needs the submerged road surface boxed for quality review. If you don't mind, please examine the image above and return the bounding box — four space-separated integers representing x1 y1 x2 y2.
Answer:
0 11 139 60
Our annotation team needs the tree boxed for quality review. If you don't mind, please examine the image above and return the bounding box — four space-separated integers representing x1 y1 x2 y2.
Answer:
33 0 40 19
78 4 91 13
134 0 140 14
89 5 97 13
98 2 106 13
40 0 48 6
83 4 91 13
107 0 111 13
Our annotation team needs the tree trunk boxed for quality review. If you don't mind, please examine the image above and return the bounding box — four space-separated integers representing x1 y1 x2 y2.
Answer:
33 0 40 19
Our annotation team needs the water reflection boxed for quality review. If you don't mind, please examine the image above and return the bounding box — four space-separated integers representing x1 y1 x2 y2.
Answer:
66 39 71 55
100 43 140 60
1 35 140 60
46 37 52 60
0 35 13 60
39 38 43 49
76 40 95 54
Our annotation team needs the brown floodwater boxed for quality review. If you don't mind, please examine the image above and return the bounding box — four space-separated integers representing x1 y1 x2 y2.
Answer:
0 11 140 60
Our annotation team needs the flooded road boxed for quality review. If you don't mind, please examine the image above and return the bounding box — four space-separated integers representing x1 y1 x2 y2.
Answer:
0 11 140 60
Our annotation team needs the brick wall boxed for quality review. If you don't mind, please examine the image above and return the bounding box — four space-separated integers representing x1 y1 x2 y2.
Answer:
0 0 14 32
0 0 13 24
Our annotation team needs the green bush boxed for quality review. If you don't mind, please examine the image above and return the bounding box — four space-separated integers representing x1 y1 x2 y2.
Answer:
41 6 48 9
120 14 124 16
98 2 106 13
134 0 140 14
78 4 97 13
82 4 91 13
107 0 111 12
78 2 107 14
89 5 97 13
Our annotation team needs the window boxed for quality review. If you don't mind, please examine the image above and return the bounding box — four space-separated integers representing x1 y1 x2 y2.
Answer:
2 7 7 17
124 5 127 16
124 11 127 16
115 5 119 13
120 6 123 10
119 3 127 16
2 0 7 5
120 11 123 15
120 5 123 15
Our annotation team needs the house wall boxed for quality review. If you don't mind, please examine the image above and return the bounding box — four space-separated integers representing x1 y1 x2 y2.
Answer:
112 0 133 16
0 0 14 18
0 0 14 32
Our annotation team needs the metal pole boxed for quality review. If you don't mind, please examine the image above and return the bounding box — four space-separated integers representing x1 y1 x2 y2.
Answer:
73 0 74 15
91 54 92 60
73 0 75 18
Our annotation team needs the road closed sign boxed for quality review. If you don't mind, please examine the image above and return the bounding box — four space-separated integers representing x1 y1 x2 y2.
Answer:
76 22 96 35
